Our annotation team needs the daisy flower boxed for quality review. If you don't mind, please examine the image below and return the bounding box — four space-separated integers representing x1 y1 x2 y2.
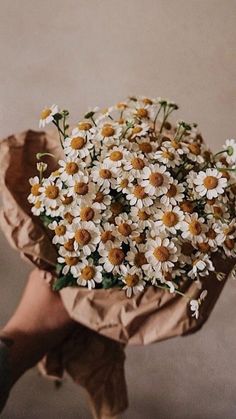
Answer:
160 180 185 206
31 199 44 216
69 220 100 256
188 254 214 279
74 260 103 289
67 172 96 203
126 244 149 271
154 205 185 234
64 133 94 159
104 146 128 169
126 183 154 208
58 157 82 183
120 265 145 297
145 236 179 272
130 206 153 229
57 254 80 276
114 213 139 244
99 242 126 274
91 161 118 189
155 143 182 168
123 152 147 178
115 172 134 193
190 290 208 319
39 104 58 128
39 178 62 209
194 168 227 199
28 176 41 204
181 213 207 244
140 164 172 197
181 141 204 164
48 220 72 245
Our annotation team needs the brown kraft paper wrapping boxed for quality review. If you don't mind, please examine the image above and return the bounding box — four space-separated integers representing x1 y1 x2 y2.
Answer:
0 130 235 418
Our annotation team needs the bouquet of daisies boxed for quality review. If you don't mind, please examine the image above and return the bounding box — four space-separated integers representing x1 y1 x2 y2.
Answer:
28 96 236 319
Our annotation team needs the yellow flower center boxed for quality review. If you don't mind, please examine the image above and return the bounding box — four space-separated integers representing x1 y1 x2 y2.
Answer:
80 207 95 221
65 256 79 266
136 108 148 118
78 122 92 131
149 172 164 187
225 238 235 250
138 142 153 153
81 266 95 281
188 143 201 155
213 206 223 218
132 126 142 135
124 274 140 287
167 184 177 197
198 242 210 252
138 210 149 220
142 98 153 105
162 211 178 227
162 150 175 160
99 169 112 179
108 248 125 265
133 185 147 199
206 228 217 239
110 151 123 161
110 202 124 215
189 220 202 235
71 137 86 150
118 222 132 237
132 233 146 244
75 229 91 245
64 239 75 252
101 125 115 137
31 184 40 196
153 246 170 261
62 195 73 205
64 212 74 224
40 108 52 120
131 157 145 170
34 200 41 209
180 201 194 213
55 225 66 236
101 230 115 243
134 252 147 267
120 179 129 188
94 191 104 203
203 176 218 190
65 162 79 175
45 185 59 199
74 182 89 195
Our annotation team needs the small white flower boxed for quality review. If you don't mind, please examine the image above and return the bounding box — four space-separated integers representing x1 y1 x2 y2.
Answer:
190 290 208 319
146 236 179 272
188 254 214 279
120 265 145 298
28 176 41 204
141 164 172 197
39 105 58 128
194 168 227 200
74 261 103 289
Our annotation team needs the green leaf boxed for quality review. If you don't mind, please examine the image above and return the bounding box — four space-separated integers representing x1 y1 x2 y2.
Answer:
52 274 76 291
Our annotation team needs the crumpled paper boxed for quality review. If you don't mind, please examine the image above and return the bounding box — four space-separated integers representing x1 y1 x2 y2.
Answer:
0 130 235 418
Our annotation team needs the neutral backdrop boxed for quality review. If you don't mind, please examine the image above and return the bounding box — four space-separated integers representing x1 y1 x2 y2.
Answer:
0 1 236 418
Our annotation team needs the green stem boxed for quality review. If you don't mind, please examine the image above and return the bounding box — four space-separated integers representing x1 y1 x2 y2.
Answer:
155 284 191 300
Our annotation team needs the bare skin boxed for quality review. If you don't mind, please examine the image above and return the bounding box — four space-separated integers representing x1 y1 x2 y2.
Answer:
1 269 76 386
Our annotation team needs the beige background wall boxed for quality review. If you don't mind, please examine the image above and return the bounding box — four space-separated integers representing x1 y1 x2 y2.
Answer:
0 1 236 418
